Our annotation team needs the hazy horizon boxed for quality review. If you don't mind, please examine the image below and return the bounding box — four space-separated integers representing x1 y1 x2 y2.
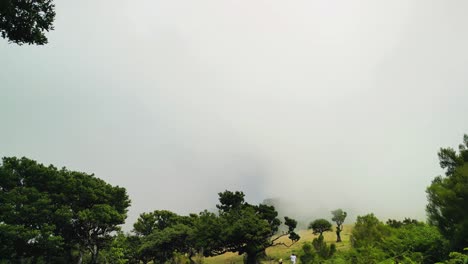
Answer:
2 0 468 230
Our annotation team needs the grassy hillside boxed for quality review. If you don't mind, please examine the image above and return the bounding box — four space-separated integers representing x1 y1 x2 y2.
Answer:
204 225 353 264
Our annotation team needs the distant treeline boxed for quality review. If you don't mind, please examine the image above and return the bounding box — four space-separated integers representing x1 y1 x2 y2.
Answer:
1 135 467 264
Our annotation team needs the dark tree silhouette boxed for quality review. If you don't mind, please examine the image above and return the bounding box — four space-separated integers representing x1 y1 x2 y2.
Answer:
0 0 55 45
427 134 468 251
331 209 347 242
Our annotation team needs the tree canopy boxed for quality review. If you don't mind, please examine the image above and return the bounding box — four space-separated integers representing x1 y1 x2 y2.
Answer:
308 219 332 237
331 209 347 242
130 191 300 264
427 134 468 251
131 210 198 264
0 0 55 45
3 133 468 264
0 157 130 263
209 190 300 264
350 213 389 248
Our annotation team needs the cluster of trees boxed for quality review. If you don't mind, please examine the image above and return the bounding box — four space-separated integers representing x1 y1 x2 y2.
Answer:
299 210 346 263
1 135 468 264
299 214 461 264
301 218 336 263
296 135 468 264
124 191 300 264
2 2 467 263
0 159 300 264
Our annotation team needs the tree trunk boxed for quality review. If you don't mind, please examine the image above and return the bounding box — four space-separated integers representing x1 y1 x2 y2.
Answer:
245 253 258 264
90 246 99 264
188 252 196 264
336 230 342 242
76 251 83 264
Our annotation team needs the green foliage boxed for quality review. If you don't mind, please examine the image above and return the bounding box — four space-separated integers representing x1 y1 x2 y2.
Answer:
0 0 55 45
309 219 332 236
191 210 224 256
312 235 336 260
133 210 181 236
344 246 388 264
99 232 130 264
331 210 347 226
300 242 317 264
139 223 193 264
350 213 390 248
331 209 347 242
284 217 301 242
427 134 468 251
383 223 448 263
216 190 245 212
123 235 143 264
440 248 468 264
131 191 300 264
0 157 130 263
386 218 420 228
321 253 347 264
343 214 448 263
132 210 197 264
209 190 300 264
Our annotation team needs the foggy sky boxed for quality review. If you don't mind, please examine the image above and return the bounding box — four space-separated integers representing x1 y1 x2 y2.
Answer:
1 0 468 229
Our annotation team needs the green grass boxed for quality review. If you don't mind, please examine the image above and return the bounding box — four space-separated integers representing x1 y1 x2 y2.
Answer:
204 225 353 264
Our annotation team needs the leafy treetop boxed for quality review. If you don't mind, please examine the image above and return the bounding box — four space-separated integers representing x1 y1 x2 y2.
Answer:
0 0 56 45
309 219 332 237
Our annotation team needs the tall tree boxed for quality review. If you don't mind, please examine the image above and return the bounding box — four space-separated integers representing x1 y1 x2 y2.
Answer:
191 210 225 257
427 134 468 251
60 169 130 264
0 157 130 264
331 209 347 242
207 190 300 264
0 157 69 262
0 0 55 45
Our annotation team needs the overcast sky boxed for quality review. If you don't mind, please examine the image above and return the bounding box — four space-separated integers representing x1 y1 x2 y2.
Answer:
1 0 468 229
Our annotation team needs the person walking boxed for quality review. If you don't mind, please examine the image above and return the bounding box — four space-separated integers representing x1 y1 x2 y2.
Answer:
290 253 296 264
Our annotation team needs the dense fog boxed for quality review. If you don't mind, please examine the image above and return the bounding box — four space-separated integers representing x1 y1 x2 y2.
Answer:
2 0 468 230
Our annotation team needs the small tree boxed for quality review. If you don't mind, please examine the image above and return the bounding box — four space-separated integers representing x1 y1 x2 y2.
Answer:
299 243 317 264
308 219 332 237
331 209 347 242
312 234 336 259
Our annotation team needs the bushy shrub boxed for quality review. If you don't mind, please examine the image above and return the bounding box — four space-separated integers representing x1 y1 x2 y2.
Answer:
350 214 391 248
383 223 448 263
300 242 317 264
